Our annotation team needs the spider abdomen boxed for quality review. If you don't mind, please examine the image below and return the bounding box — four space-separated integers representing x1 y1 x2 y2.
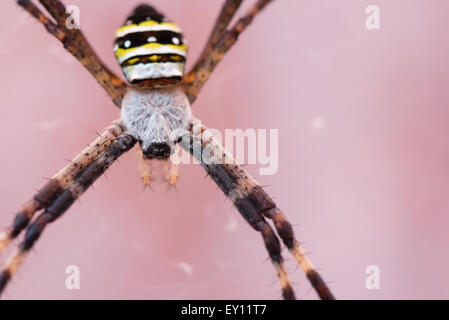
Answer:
114 5 188 86
121 86 192 159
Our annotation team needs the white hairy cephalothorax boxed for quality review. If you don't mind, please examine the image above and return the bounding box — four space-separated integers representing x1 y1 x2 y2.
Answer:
121 86 192 154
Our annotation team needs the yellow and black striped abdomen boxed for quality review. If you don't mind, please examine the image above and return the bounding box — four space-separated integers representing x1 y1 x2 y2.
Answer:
113 5 188 86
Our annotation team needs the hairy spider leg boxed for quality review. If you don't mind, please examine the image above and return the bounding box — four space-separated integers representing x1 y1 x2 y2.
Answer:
184 0 274 103
0 121 125 256
0 133 136 295
179 119 335 300
18 0 126 106
185 0 244 87
179 120 296 300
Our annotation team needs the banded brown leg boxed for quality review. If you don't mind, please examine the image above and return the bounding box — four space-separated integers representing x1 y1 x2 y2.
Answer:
179 120 295 300
0 132 136 295
17 0 126 106
179 119 335 300
0 120 125 255
183 0 274 103
184 0 243 88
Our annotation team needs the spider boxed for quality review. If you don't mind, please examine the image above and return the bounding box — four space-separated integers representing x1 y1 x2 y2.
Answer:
0 0 335 300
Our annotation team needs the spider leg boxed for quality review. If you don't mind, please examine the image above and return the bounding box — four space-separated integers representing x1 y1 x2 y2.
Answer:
0 120 125 256
0 132 136 295
137 146 153 185
163 145 180 185
184 0 243 87
179 121 295 300
179 119 335 300
17 0 126 106
183 0 274 103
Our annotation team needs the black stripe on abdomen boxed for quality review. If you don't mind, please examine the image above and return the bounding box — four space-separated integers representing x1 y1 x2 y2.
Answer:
121 54 186 67
116 30 184 49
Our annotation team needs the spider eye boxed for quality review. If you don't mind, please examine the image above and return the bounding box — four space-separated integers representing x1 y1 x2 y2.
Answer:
113 43 118 51
124 40 132 48
126 20 133 25
171 37 180 45
147 36 157 43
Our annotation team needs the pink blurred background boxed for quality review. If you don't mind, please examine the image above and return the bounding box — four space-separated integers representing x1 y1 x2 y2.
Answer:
0 0 449 299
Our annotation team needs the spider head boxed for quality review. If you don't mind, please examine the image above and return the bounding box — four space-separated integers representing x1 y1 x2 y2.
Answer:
114 4 188 88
